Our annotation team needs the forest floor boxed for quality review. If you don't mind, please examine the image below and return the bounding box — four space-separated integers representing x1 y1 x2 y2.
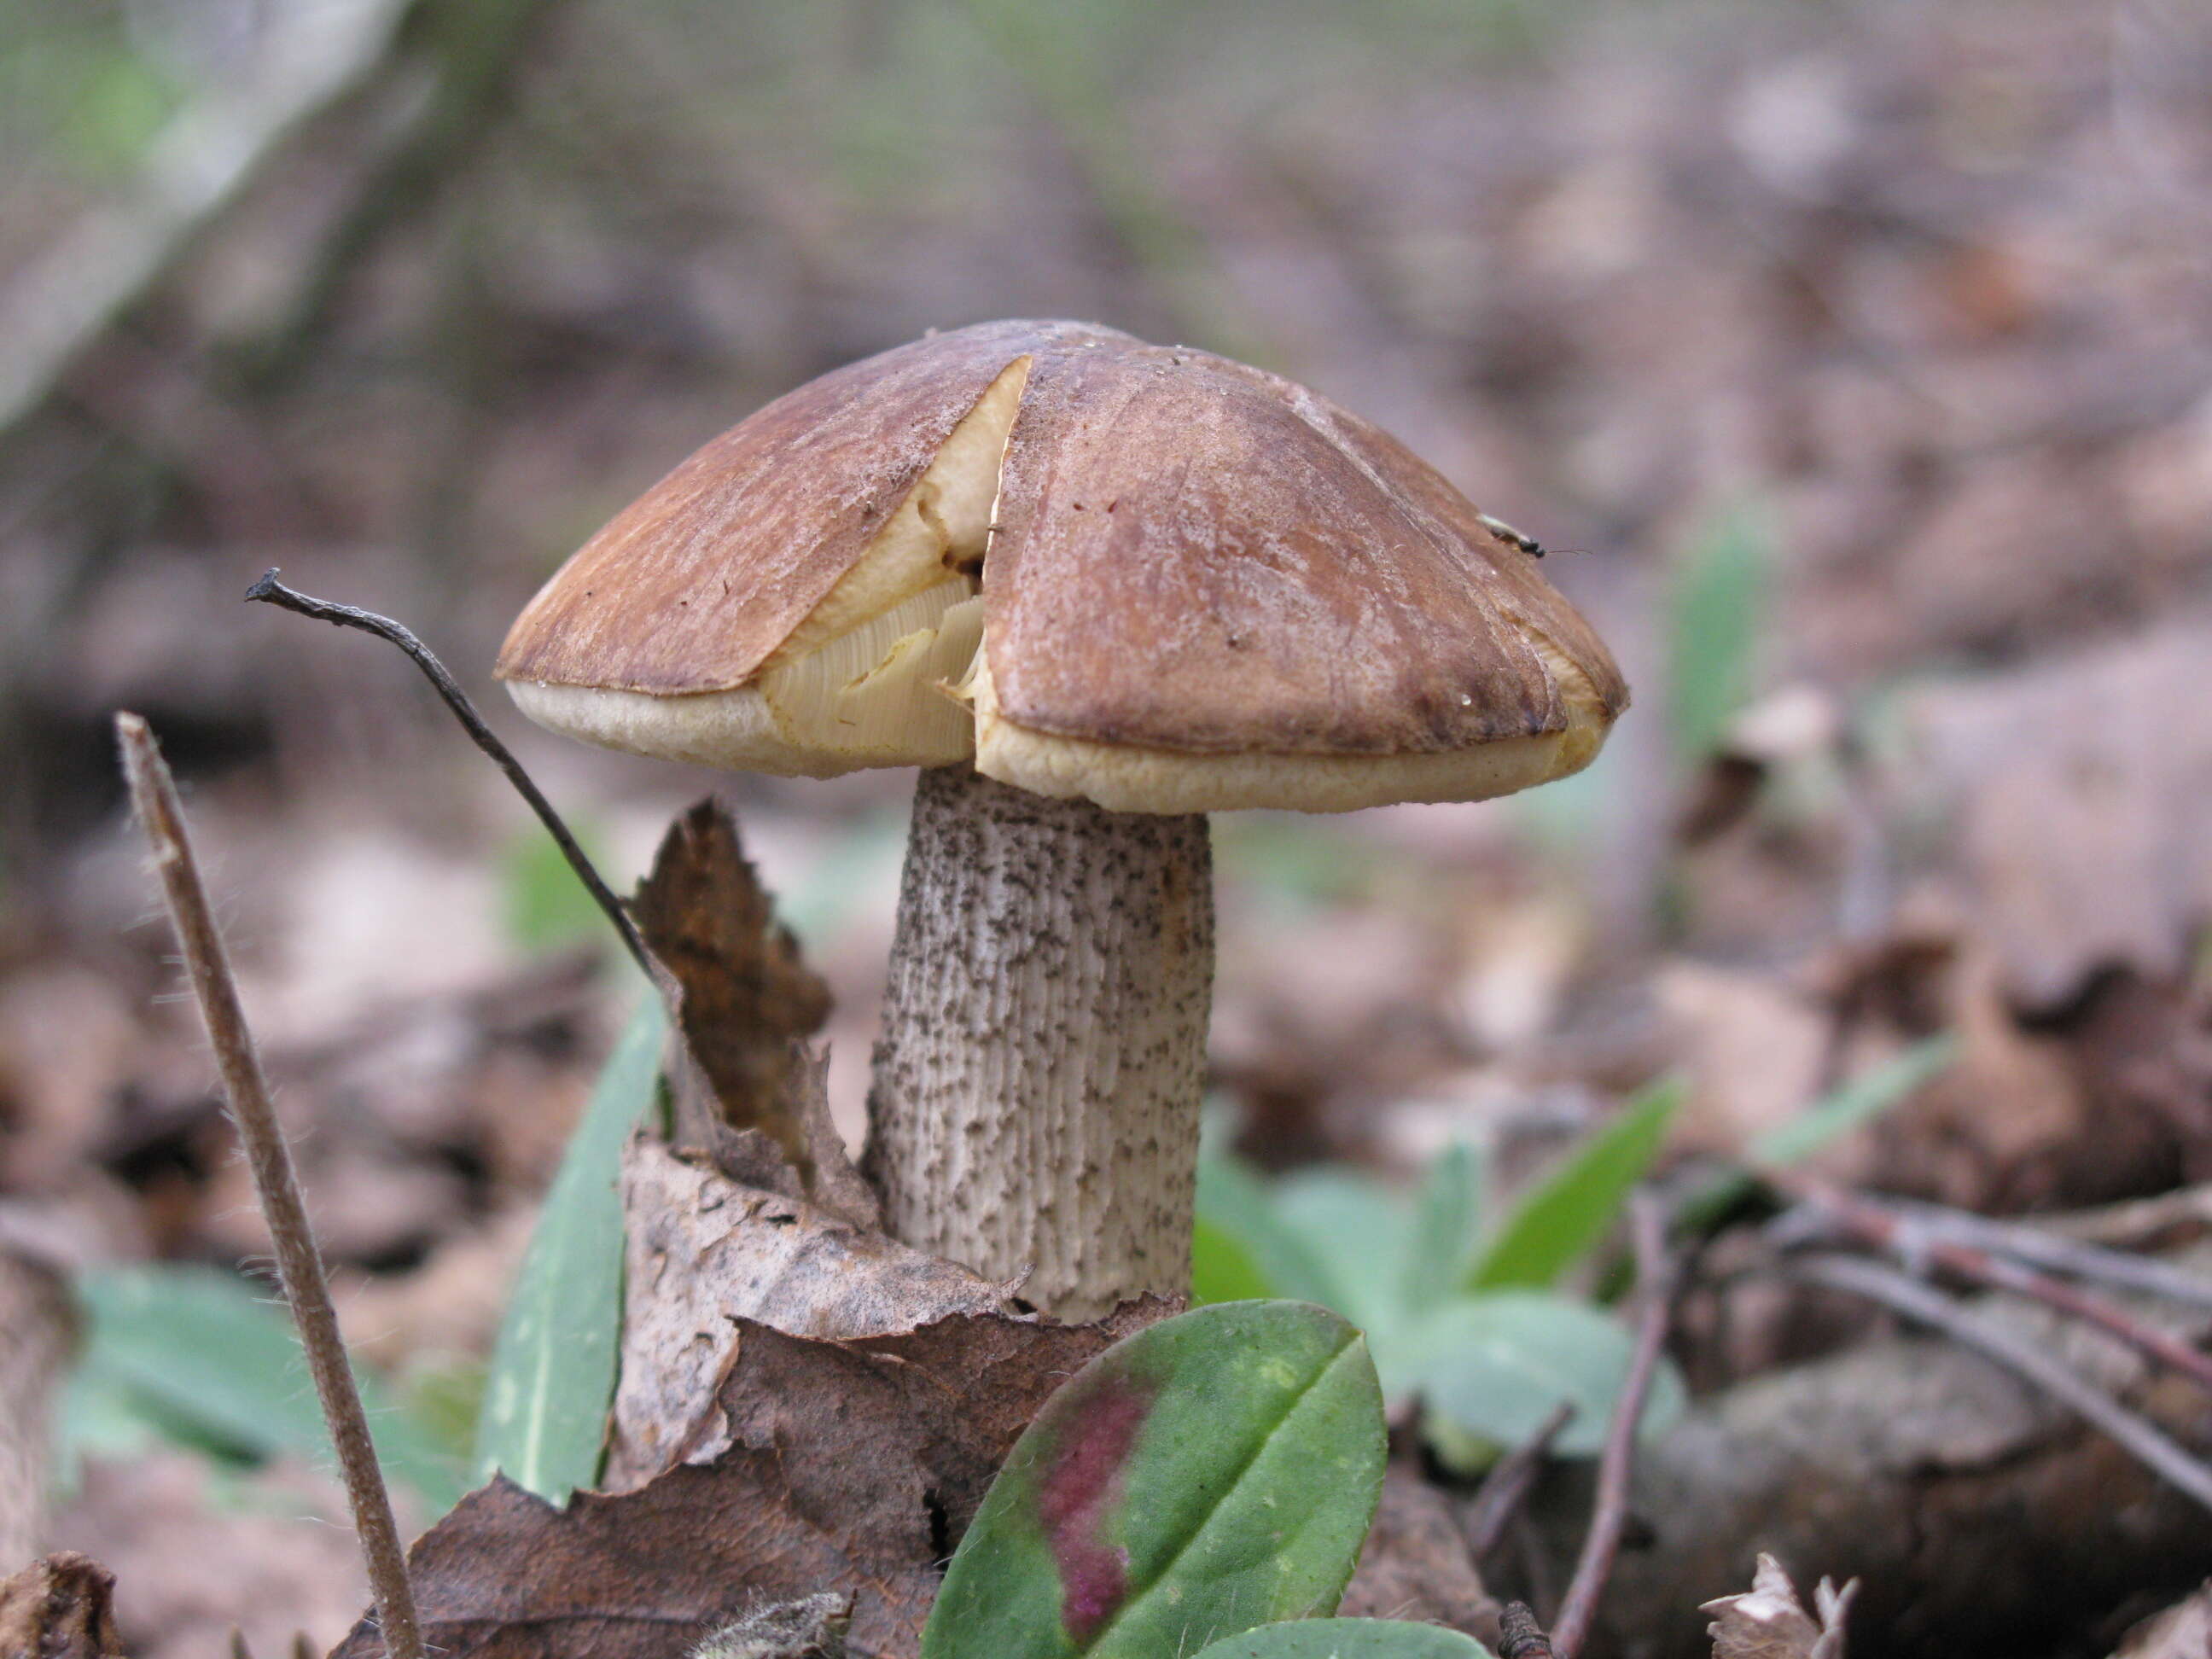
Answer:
0 1 2208 1655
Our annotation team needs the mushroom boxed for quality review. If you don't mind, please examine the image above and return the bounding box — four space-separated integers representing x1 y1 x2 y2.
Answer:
497 319 1627 1318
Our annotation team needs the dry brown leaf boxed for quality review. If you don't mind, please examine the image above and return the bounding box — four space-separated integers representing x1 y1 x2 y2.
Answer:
335 1306 1161 1659
607 1143 1016 1487
0 1553 126 1659
1656 962 1831 1168
1338 1465 1497 1639
2111 1582 2212 1658
1702 1553 1856 1659
632 800 849 1201
330 1463 931 1659
1902 614 2212 1010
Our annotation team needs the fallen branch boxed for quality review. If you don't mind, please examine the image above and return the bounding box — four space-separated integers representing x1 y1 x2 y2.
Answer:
1785 1251 2212 1514
116 713 423 1659
1549 1190 1680 1659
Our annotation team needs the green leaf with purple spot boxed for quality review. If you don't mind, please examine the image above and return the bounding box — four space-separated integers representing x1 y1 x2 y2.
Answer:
921 1301 1386 1659
1191 1620 1497 1657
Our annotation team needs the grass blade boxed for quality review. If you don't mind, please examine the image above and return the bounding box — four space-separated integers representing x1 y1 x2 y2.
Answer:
472 998 663 1503
1466 1081 1680 1292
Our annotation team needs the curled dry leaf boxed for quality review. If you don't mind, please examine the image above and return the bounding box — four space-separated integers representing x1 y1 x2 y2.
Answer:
334 1306 1162 1659
0 1552 127 1659
632 800 875 1220
607 1142 1018 1487
1702 1554 1856 1659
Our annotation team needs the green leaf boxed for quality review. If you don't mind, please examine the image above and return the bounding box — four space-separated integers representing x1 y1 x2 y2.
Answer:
1401 1143 1481 1315
1405 1291 1685 1463
1274 1171 1412 1340
1191 1620 1496 1658
1195 1155 1342 1308
1466 1082 1681 1292
1676 1034 1959 1235
67 1265 464 1511
1190 1218 1274 1305
473 998 664 1503
923 1301 1387 1659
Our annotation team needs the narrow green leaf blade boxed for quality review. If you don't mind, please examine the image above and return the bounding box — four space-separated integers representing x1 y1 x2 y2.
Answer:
1749 1033 1959 1169
1192 1619 1496 1657
70 1264 464 1511
923 1301 1388 1659
1407 1291 1685 1461
1467 1082 1681 1292
473 998 664 1502
1675 1034 1959 1235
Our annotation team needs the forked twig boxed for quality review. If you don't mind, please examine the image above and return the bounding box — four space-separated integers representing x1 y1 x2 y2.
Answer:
1548 1190 1679 1659
243 569 652 978
1778 1180 2212 1394
1873 1193 2212 1313
1787 1251 2212 1515
117 713 423 1659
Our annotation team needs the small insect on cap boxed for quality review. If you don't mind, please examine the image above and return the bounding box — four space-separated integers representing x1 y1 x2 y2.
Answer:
497 319 1628 814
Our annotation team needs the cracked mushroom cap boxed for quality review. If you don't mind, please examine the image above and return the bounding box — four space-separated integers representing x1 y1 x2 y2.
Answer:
496 319 1628 814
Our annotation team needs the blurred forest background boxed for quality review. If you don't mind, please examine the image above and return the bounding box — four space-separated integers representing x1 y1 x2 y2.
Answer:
1 0 2209 1653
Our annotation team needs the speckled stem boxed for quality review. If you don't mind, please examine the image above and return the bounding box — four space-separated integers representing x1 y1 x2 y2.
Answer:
865 762 1213 1318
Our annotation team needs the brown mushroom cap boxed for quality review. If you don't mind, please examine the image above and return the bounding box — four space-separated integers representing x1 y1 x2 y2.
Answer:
497 319 1628 813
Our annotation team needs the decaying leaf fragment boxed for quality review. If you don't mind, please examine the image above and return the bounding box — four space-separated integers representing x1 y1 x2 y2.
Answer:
0 1552 127 1659
1701 1554 1856 1659
688 1592 850 1659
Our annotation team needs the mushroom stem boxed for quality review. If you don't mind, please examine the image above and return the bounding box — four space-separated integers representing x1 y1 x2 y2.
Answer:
865 761 1214 1318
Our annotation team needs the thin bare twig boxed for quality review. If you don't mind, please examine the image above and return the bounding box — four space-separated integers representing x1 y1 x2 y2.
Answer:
243 568 652 979
1780 1180 2212 1394
2044 1184 2212 1253
1875 1194 2212 1313
1461 1400 1576 1562
1787 1251 2212 1516
116 713 423 1659
1549 1190 1679 1659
